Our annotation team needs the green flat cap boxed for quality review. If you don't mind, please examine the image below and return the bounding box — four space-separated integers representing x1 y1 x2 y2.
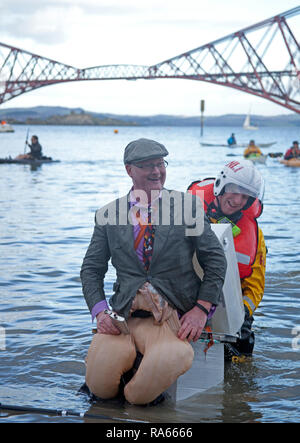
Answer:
123 138 169 164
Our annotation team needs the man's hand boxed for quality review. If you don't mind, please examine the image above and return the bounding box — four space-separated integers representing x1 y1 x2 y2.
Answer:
96 311 121 335
178 301 211 342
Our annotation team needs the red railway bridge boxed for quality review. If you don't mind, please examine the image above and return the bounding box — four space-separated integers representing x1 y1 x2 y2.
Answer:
0 6 299 113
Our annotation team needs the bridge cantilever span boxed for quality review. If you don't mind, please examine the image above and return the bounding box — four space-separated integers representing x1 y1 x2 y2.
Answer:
0 6 299 112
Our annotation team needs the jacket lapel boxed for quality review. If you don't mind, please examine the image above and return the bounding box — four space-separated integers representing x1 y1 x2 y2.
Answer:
115 190 174 270
117 194 134 250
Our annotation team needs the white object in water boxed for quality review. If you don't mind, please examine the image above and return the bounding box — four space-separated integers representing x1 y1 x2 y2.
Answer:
169 224 244 402
243 109 258 130
247 154 268 164
0 122 14 133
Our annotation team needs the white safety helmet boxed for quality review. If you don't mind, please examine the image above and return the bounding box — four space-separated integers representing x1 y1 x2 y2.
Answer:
214 160 265 205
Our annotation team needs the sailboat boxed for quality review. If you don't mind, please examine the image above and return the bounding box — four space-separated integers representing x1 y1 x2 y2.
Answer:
243 109 258 130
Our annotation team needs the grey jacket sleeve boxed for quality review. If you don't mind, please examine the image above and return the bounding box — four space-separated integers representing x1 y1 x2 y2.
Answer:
80 219 111 313
193 214 227 305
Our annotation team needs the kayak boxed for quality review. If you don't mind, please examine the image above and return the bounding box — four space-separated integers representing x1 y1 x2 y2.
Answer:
0 157 60 165
279 158 300 167
227 153 267 164
268 152 283 158
250 155 267 164
200 142 277 148
245 153 267 163
245 154 268 164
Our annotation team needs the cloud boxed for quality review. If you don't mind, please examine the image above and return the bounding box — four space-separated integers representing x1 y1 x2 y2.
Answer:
0 0 251 47
0 0 295 52
0 0 146 45
0 0 136 16
1 2 71 44
0 0 298 115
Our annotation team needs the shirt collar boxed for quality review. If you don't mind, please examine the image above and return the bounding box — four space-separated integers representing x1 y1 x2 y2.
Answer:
129 187 162 208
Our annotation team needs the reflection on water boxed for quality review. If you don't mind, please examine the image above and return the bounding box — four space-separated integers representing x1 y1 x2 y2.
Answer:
0 125 299 422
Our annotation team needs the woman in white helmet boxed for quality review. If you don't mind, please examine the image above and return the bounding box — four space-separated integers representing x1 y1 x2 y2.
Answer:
188 160 267 361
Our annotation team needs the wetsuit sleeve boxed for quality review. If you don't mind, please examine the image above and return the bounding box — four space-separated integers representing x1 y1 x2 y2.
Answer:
241 228 266 316
80 215 111 314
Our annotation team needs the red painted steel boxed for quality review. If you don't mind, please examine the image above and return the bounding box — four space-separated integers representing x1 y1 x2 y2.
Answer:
0 7 299 112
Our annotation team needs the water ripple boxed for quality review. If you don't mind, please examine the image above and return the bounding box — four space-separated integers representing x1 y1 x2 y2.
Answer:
1 125 300 423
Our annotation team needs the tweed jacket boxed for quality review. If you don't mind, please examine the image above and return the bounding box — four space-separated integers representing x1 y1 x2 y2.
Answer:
80 189 227 319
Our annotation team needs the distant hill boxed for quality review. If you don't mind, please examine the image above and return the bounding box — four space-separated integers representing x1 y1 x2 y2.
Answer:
0 106 299 127
0 107 137 127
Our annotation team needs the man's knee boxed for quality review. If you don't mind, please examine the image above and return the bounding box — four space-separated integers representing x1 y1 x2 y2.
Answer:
85 333 136 399
124 318 194 404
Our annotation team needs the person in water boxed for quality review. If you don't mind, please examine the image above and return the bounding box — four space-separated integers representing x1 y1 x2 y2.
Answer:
244 140 262 158
15 135 44 161
80 138 227 405
26 135 43 159
227 133 237 146
284 141 300 160
188 160 266 361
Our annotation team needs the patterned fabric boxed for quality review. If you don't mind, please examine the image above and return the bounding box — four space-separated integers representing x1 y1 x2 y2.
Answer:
142 207 155 270
143 226 155 270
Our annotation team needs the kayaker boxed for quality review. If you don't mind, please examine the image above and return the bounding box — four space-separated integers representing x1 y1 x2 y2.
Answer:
244 140 262 158
227 133 237 146
26 135 43 159
15 135 44 161
188 160 267 362
80 138 227 405
284 141 300 160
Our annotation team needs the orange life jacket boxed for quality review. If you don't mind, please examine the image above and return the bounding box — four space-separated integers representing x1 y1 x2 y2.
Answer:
187 178 262 279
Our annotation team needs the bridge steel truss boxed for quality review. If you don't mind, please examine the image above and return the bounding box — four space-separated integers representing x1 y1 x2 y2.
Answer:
0 6 299 112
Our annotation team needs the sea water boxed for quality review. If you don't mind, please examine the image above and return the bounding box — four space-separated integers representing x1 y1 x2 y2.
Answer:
0 124 299 423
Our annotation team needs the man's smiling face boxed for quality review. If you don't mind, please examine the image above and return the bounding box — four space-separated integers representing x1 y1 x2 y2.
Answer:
125 157 166 200
218 191 249 215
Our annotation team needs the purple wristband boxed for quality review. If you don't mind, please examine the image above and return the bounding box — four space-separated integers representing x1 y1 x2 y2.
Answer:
91 300 109 322
207 305 217 320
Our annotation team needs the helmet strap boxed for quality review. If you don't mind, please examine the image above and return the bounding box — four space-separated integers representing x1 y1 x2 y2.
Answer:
242 196 255 211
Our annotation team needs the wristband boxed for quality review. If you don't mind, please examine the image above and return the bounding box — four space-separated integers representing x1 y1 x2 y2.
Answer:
195 303 209 316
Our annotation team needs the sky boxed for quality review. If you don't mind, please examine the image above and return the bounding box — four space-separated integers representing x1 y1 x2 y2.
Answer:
0 0 299 116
